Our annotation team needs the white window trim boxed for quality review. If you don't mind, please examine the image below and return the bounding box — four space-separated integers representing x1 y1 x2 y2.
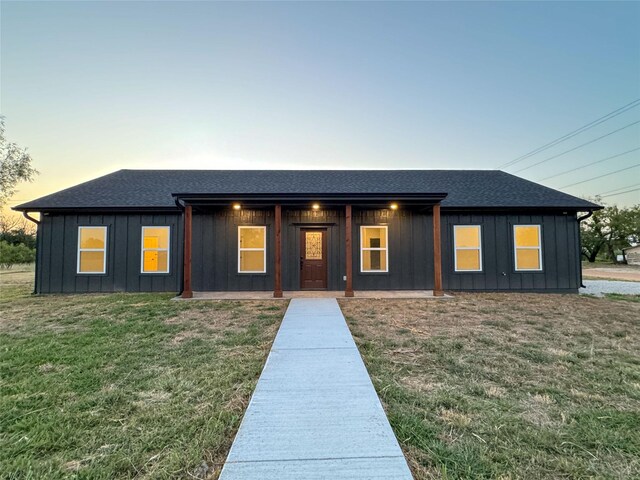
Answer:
77 226 107 274
513 224 543 272
453 225 483 272
238 226 267 274
140 226 171 274
360 225 389 273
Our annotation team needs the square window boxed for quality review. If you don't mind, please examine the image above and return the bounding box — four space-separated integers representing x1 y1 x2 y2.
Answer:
240 250 265 272
79 251 105 273
515 226 540 248
362 249 387 271
79 227 106 249
516 248 541 270
456 249 481 271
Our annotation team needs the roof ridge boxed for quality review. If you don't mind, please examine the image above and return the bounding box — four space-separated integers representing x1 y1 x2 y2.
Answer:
116 168 502 173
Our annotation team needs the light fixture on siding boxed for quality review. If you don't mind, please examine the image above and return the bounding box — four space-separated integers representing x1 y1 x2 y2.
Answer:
312 203 320 210
233 203 241 210
390 203 398 210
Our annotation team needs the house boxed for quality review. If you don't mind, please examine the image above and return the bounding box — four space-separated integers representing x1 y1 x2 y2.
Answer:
13 169 601 296
623 245 640 265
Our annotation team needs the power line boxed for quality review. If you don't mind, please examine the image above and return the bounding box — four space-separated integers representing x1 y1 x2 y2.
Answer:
599 182 640 195
559 164 640 189
512 120 640 174
498 98 640 169
600 187 640 198
536 147 640 182
500 99 640 169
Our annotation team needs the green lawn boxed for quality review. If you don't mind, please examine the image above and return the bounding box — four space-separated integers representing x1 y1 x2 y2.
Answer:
340 293 640 479
1 272 285 479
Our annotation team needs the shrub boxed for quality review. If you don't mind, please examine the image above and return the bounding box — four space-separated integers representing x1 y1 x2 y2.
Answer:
0 240 35 269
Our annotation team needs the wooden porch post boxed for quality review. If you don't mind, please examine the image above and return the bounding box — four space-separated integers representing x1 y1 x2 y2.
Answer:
182 204 193 298
274 204 283 298
432 203 443 296
345 204 354 297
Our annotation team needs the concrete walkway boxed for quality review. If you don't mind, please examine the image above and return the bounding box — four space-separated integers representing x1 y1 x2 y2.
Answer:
218 298 413 480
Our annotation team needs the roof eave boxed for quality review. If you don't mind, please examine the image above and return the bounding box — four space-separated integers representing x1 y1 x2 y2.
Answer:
12 205 181 213
172 191 449 207
441 204 603 212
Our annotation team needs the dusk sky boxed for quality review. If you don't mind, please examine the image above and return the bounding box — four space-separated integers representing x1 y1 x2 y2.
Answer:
2 1 639 210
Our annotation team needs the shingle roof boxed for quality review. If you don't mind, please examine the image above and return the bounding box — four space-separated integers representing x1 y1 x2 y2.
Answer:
13 169 600 211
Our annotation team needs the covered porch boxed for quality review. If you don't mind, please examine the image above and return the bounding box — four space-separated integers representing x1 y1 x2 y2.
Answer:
174 290 452 300
173 193 447 299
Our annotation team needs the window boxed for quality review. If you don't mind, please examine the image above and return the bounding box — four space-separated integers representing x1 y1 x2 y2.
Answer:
238 226 266 273
141 227 170 273
77 226 107 274
454 225 482 272
361 226 388 272
514 225 542 271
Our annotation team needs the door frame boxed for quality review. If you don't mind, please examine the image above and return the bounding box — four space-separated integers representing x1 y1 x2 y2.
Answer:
299 228 328 290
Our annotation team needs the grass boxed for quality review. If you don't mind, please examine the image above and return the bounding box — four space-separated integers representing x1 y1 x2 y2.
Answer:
340 293 640 479
606 293 640 303
581 261 617 269
1 269 286 479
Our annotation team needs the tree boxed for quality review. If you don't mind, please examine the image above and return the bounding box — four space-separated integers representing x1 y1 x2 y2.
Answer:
0 228 36 250
0 211 36 234
0 212 36 248
0 116 38 207
610 205 640 262
581 207 607 263
580 199 640 263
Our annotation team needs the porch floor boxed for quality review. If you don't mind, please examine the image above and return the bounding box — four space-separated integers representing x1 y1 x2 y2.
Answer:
176 290 451 300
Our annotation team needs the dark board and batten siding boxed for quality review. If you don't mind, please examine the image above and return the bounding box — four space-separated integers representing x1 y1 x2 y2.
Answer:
282 209 346 291
441 212 581 292
191 209 275 292
352 209 434 290
34 208 581 294
191 208 432 292
192 208 346 291
36 213 182 294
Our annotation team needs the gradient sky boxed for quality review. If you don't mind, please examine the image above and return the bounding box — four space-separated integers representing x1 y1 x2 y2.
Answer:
2 1 639 211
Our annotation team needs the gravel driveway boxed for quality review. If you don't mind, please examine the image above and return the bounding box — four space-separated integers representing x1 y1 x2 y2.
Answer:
580 280 640 297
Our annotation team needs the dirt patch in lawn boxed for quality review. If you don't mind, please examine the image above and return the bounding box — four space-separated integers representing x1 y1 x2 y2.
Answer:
340 293 640 479
582 262 640 282
342 293 635 348
583 267 640 282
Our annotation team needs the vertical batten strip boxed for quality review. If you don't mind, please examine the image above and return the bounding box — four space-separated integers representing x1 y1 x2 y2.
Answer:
345 204 354 297
433 203 443 296
182 204 193 298
274 204 283 298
